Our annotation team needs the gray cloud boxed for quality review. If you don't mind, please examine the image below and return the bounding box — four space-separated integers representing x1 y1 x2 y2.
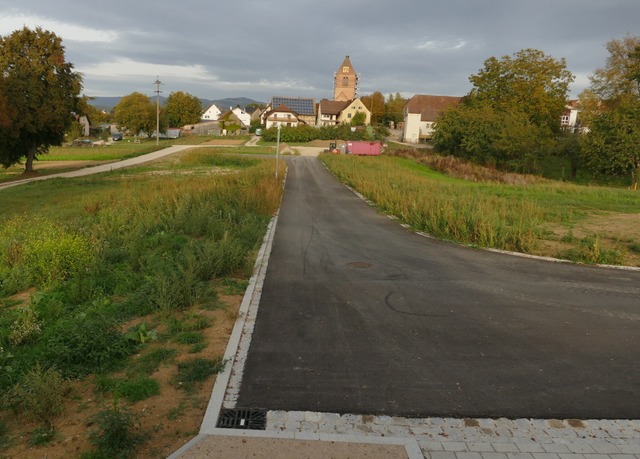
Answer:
1 0 638 102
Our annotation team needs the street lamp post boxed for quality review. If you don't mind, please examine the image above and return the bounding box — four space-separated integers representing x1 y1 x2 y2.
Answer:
154 77 162 145
275 123 281 180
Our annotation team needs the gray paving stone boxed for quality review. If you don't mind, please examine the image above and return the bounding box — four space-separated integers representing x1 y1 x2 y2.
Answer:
516 442 546 453
558 454 586 459
542 444 571 453
493 443 522 453
481 454 510 459
455 452 483 459
532 453 560 459
590 443 622 454
442 442 470 452
418 440 445 451
468 443 496 452
505 453 535 459
429 452 458 459
617 444 640 455
566 444 596 454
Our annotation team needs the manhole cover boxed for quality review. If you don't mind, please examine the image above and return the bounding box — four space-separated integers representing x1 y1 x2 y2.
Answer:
216 408 267 430
347 261 372 269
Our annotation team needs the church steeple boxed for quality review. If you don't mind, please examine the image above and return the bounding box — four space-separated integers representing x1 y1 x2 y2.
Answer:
333 55 358 101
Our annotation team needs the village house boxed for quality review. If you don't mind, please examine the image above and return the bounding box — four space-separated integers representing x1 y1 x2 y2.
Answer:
202 103 222 121
262 104 305 129
402 94 462 143
317 98 371 126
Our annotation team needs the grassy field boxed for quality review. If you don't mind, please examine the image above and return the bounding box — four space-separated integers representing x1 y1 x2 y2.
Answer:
0 148 284 458
320 153 640 266
0 135 253 183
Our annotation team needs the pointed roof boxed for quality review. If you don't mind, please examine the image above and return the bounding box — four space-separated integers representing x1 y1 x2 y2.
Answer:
405 95 462 122
319 99 350 115
338 55 355 74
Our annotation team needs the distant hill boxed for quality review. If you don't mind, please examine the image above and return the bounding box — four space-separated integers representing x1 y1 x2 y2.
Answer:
88 96 265 111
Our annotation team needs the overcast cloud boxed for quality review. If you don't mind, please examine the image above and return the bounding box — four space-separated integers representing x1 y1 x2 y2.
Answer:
1 0 638 103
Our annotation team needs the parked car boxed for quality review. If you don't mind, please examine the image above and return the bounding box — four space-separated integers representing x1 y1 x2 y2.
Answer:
112 133 123 141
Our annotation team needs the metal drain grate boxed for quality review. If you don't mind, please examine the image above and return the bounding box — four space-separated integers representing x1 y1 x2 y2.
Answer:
216 408 267 430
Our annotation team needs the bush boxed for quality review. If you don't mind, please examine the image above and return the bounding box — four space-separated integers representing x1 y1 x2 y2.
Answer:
9 307 41 345
0 217 96 292
42 313 135 377
87 404 144 459
8 364 68 428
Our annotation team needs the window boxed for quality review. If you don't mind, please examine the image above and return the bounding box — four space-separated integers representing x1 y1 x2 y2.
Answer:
561 115 570 125
348 113 352 118
342 76 349 86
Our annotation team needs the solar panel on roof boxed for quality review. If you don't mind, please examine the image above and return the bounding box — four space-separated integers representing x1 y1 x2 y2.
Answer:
272 97 315 115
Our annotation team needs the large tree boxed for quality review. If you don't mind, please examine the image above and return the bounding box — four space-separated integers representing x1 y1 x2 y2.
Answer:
360 91 386 125
589 35 640 105
386 92 406 127
469 48 574 133
113 92 160 137
580 97 640 189
164 91 202 127
0 27 83 172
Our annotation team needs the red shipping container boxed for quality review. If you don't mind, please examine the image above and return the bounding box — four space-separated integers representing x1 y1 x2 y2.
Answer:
346 141 382 156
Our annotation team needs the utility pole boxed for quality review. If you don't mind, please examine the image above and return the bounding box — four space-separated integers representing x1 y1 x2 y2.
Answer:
154 77 162 145
275 124 281 180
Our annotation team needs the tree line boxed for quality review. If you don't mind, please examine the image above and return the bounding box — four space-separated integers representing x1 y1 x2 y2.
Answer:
431 37 640 189
1 26 639 187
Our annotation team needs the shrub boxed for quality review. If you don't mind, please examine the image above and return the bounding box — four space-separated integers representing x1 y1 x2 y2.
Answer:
0 217 96 291
9 364 68 428
28 427 58 446
87 403 144 459
42 314 135 377
9 307 41 345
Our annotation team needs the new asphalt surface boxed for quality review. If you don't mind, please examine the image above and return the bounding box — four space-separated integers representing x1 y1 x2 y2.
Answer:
237 155 640 420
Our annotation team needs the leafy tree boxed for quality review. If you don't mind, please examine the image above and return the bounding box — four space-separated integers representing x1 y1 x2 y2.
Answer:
433 100 552 172
164 91 203 127
0 27 83 172
386 92 406 126
469 48 574 133
580 98 640 189
351 111 366 126
589 35 640 105
113 92 160 137
361 91 386 125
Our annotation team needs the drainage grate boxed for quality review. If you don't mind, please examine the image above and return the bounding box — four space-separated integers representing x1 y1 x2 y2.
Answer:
216 408 267 430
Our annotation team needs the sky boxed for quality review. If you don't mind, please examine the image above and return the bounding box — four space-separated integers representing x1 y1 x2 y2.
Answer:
1 0 638 104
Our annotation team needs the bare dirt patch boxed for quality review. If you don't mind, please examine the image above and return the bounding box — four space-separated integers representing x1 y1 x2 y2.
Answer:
199 139 246 146
1 294 242 459
537 212 640 266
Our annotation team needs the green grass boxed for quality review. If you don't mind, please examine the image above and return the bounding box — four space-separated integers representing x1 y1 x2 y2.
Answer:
173 357 226 387
320 154 640 264
0 151 283 415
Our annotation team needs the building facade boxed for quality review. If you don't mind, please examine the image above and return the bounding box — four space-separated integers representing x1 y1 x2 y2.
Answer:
333 55 358 102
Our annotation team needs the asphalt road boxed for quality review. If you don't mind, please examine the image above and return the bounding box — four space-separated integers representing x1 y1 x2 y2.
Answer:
237 156 640 419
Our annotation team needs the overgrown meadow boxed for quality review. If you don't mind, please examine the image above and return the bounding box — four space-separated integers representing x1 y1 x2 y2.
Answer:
320 153 640 266
0 149 283 456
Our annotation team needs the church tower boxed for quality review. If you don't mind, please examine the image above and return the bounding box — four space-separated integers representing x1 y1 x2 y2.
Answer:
333 55 358 101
